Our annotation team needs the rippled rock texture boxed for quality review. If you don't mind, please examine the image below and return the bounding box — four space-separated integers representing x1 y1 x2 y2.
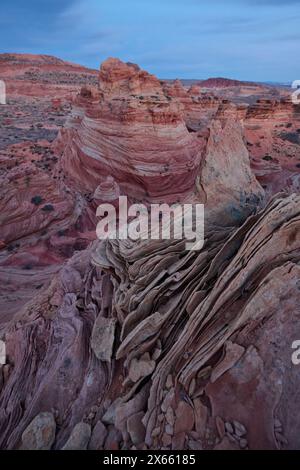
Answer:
0 54 299 450
1 193 299 449
58 59 202 202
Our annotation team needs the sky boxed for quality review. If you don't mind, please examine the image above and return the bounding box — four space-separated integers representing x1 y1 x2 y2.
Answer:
1 0 300 81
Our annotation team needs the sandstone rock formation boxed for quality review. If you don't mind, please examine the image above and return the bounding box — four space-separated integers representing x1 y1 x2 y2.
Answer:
21 412 56 450
98 58 162 98
1 192 299 450
198 118 264 222
244 98 300 195
0 54 299 451
58 59 202 202
62 422 91 450
0 53 98 99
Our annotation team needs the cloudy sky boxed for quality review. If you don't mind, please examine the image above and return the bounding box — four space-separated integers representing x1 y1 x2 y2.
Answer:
1 0 299 81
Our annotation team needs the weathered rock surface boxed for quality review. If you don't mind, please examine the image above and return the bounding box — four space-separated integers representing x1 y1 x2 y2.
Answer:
88 421 107 450
199 118 264 224
0 54 299 451
91 316 116 362
1 191 299 450
62 422 91 450
21 412 56 450
58 58 202 202
98 58 162 99
127 412 146 445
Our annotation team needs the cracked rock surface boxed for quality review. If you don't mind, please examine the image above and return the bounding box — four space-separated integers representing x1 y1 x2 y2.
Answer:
0 54 299 450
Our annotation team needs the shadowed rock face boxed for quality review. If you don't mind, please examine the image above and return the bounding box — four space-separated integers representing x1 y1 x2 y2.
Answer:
0 55 299 450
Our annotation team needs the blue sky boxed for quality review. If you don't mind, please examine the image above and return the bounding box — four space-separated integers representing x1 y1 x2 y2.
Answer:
1 0 299 81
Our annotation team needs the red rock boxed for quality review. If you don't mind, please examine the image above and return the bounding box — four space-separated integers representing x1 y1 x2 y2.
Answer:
128 353 156 383
193 399 208 438
214 436 240 450
127 412 146 445
104 427 122 450
199 118 264 224
62 422 91 450
99 58 162 99
21 412 56 450
162 433 172 447
210 342 245 383
172 432 186 450
91 316 116 362
188 439 202 450
88 421 108 450
0 52 299 453
215 416 225 440
59 58 202 202
174 401 194 434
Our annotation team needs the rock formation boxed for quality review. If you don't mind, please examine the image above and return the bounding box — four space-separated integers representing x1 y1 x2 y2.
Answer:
1 193 299 450
0 54 299 451
244 98 300 195
58 59 202 203
198 118 264 222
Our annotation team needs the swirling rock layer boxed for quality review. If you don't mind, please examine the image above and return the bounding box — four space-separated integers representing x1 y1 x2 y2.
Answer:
0 54 299 450
59 60 202 202
1 194 299 450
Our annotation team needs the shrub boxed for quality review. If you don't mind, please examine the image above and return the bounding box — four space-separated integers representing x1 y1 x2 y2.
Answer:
31 195 43 206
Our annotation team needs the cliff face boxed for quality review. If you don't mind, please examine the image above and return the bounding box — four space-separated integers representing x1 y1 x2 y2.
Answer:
0 54 299 451
58 58 265 213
